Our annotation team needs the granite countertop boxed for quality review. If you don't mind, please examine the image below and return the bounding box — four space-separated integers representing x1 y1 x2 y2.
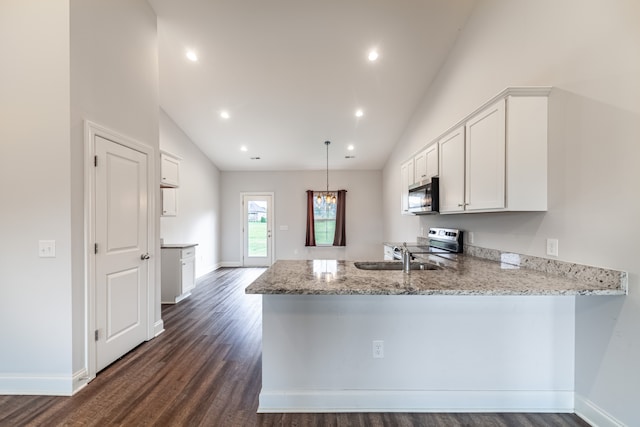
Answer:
161 243 198 249
245 248 627 296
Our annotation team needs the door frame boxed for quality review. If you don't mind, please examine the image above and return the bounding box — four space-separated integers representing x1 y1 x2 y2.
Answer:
240 192 275 266
84 120 157 381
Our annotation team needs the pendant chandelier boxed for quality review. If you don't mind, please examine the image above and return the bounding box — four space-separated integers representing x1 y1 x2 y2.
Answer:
317 140 337 205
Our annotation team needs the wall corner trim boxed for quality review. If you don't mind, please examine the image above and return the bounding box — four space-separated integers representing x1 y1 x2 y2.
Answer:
154 320 165 337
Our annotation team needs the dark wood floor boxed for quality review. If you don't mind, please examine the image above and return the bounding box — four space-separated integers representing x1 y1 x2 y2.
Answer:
0 268 590 427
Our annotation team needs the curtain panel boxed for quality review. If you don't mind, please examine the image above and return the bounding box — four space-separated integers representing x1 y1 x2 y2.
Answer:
332 190 347 246
305 190 316 246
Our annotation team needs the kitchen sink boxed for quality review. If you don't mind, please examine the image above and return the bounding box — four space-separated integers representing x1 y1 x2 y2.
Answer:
354 261 441 271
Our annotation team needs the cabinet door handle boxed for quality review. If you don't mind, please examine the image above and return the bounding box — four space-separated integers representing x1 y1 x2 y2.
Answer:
140 253 150 260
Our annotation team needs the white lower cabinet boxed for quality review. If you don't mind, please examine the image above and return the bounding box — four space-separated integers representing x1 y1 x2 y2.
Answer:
161 245 196 303
383 244 394 260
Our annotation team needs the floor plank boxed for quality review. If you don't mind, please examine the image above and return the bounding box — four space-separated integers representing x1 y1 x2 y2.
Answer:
0 268 590 426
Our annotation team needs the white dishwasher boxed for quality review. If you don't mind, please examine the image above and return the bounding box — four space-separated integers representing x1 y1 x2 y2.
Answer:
161 244 197 304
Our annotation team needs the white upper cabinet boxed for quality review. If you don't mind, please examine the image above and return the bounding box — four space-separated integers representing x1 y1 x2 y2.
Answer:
162 187 177 216
400 143 438 215
464 99 506 212
438 88 549 214
400 158 414 215
438 126 466 213
400 87 550 216
160 152 180 187
414 143 439 183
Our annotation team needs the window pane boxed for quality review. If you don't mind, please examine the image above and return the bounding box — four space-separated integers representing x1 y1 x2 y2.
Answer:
247 200 267 256
313 192 337 245
314 219 336 245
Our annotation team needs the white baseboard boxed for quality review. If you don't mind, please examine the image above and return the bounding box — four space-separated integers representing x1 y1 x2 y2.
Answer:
219 261 242 268
575 394 626 427
258 390 575 413
0 373 76 396
154 319 165 337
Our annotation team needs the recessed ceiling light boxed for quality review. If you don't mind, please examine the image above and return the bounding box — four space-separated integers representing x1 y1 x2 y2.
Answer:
240 146 248 152
186 50 198 62
220 111 230 119
347 144 355 151
355 109 364 118
368 50 379 61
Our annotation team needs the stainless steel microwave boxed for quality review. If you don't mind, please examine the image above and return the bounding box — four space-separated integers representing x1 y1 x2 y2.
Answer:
408 177 439 214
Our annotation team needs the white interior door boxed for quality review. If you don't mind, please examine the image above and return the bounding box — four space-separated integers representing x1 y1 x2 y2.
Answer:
242 194 273 266
95 135 149 372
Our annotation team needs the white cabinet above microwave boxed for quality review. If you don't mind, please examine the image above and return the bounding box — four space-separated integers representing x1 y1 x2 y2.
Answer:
400 143 439 215
414 143 439 183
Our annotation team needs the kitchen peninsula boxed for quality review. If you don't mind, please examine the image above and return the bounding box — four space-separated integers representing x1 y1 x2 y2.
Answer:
246 250 626 413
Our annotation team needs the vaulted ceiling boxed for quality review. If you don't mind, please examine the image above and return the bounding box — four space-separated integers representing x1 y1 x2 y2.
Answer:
148 0 476 171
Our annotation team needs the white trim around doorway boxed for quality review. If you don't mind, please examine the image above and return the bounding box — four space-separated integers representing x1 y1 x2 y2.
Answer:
240 192 275 267
82 120 157 392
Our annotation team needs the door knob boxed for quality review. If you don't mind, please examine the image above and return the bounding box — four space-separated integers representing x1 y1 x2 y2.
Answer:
140 253 150 260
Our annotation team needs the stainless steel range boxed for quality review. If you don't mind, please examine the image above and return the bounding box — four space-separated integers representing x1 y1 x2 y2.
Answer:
392 227 463 261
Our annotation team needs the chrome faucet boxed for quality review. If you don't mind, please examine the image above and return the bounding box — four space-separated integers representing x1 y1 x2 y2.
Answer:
401 242 411 274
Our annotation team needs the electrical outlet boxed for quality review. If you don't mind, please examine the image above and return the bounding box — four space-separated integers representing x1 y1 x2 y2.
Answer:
546 238 559 257
468 232 474 244
372 340 384 358
39 240 56 258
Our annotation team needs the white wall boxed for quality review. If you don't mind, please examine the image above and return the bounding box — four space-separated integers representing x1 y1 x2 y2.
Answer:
0 0 159 395
221 170 383 264
159 109 221 276
0 0 73 393
382 0 640 424
70 0 160 377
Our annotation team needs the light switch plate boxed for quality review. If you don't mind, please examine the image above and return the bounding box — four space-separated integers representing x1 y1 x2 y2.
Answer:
39 240 56 258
